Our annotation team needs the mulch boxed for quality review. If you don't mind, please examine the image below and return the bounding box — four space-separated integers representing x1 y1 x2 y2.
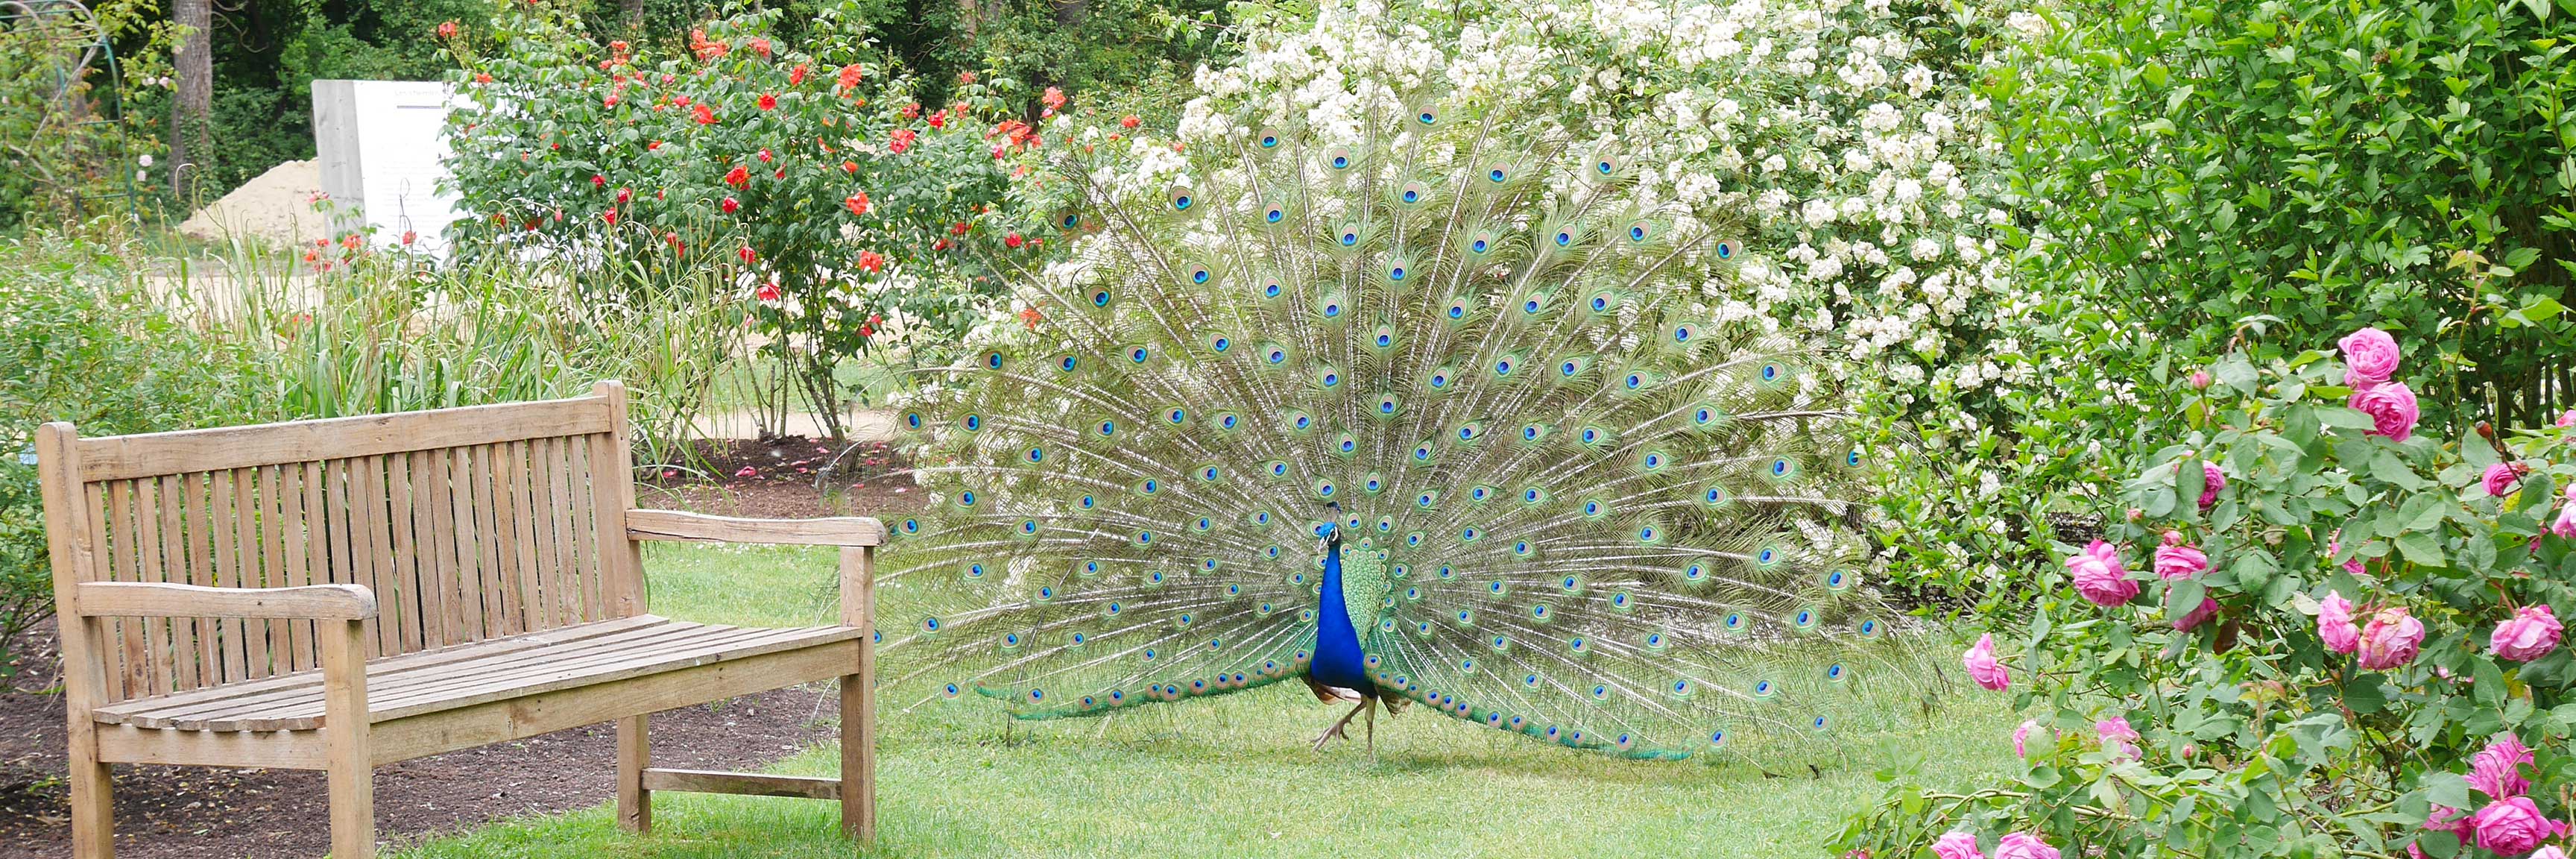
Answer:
0 438 923 859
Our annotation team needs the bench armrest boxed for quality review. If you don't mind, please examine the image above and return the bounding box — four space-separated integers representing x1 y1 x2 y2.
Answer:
72 582 378 620
625 509 885 547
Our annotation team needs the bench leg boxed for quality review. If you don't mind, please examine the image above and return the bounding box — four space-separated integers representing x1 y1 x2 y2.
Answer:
617 714 651 833
67 737 113 858
321 618 374 859
839 673 874 841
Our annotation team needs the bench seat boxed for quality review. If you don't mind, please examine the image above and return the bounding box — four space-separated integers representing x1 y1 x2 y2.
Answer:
92 616 863 732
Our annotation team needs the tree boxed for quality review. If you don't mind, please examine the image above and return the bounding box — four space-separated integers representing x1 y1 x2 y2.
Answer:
168 0 207 199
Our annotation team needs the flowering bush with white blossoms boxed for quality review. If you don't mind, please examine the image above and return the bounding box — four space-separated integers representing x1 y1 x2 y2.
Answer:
956 0 2042 596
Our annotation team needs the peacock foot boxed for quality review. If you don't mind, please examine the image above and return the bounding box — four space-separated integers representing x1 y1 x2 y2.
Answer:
1311 699 1368 751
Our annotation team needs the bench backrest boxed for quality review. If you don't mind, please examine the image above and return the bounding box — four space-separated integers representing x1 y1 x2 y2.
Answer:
37 383 645 704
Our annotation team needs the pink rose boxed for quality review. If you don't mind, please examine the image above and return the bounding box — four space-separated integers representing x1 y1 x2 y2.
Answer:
2469 733 2535 800
2531 846 2572 859
2339 327 2401 388
1963 633 2010 691
2472 796 2563 855
2490 605 2563 662
2484 463 2522 497
2154 537 2209 581
2097 716 2140 761
2188 369 2212 390
2200 462 2226 509
1993 833 2060 859
2554 486 2576 538
2558 408 2575 428
2319 591 2361 654
2356 606 2425 670
1932 832 1984 859
2012 718 2043 757
2172 597 2219 632
2349 382 2420 441
2069 540 2138 607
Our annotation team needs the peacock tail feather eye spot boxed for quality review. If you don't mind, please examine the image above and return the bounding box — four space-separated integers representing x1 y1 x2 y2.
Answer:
1488 167 1508 183
1461 526 1481 542
1702 485 1729 506
1794 609 1816 629
1389 264 1407 280
1470 485 1491 502
1811 716 1830 731
941 683 961 700
1609 592 1633 611
902 412 924 430
1091 289 1112 307
899 518 919 535
1167 408 1187 425
1760 362 1782 383
1524 298 1543 315
1827 570 1852 591
1026 688 1047 705
961 414 982 432
921 617 943 634
1529 603 1550 621
1581 498 1606 517
1135 529 1154 545
1513 541 1533 557
1260 133 1279 148
1263 281 1282 299
1756 546 1780 567
1708 729 1729 746
1265 204 1285 224
1684 561 1708 582
1268 347 1287 364
1825 663 1847 683
1264 545 1281 559
1641 451 1664 470
1105 602 1122 617
1591 295 1610 312
955 489 977 508
1636 524 1660 544
1142 647 1159 661
1629 224 1646 242
1067 631 1087 648
1553 230 1572 248
1340 230 1359 246
964 562 986 579
1025 447 1044 463
1714 240 1736 259
1184 265 1211 285
1723 613 1745 632
1059 355 1079 373
1200 466 1221 482
1857 618 1881 638
1494 357 1513 375
1448 300 1468 319
1079 494 1097 509
1000 632 1022 651
1418 110 1436 125
1314 479 1336 498
1752 680 1775 699
1579 427 1600 444
1643 631 1665 650
982 350 1004 370
1524 673 1544 690
1488 580 1508 597
1270 462 1289 477
1588 682 1609 700
1377 394 1400 415
1036 585 1056 601
1559 575 1582 593
1365 476 1383 492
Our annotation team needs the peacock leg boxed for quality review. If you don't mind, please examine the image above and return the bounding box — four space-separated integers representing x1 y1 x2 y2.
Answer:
1364 697 1376 760
1312 699 1368 751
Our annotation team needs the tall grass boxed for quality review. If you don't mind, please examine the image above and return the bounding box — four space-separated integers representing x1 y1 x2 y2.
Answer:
154 232 746 465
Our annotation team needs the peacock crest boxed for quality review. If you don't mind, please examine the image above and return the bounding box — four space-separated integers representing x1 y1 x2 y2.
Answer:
877 86 1906 758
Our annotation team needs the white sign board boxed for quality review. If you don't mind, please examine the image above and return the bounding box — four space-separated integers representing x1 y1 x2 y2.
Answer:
312 80 465 257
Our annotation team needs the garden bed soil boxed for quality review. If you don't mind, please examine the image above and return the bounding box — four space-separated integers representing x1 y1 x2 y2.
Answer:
0 436 924 858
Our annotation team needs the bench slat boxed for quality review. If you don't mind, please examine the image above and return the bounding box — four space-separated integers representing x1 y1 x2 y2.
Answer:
73 396 615 482
94 615 677 723
91 618 856 731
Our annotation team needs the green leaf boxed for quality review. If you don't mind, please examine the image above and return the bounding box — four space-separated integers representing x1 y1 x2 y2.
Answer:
2395 530 2448 567
2423 772 2475 811
2023 764 2062 788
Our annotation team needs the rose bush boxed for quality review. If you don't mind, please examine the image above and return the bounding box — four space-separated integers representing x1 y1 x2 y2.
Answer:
1835 330 2576 858
439 1 1026 435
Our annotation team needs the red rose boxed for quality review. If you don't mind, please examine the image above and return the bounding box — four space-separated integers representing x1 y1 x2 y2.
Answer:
1005 233 1025 249
857 250 886 273
748 37 772 58
957 70 977 85
739 246 758 265
842 160 858 173
755 282 781 302
837 64 865 89
845 192 871 215
720 197 740 213
950 221 969 236
473 72 492 84
789 64 808 86
692 104 716 125
602 210 619 225
1120 115 1140 128
757 148 774 163
400 230 417 245
868 313 884 325
929 110 946 129
859 324 874 338
901 103 921 119
435 20 459 40
932 238 950 251
757 93 777 111
724 166 751 188
615 187 632 204
591 174 607 187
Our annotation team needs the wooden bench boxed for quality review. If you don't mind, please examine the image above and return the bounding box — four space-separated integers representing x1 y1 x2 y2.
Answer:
34 382 883 858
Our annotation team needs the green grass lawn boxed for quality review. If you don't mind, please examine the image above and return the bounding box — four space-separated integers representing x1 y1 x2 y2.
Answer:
394 544 2019 858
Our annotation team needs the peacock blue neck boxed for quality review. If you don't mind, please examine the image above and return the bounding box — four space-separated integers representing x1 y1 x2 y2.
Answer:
1309 531 1370 693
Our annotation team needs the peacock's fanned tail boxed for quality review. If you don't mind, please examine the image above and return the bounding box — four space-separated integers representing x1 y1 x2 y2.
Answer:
877 90 1910 758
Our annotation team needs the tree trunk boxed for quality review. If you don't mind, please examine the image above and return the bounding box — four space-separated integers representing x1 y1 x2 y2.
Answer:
619 0 644 30
170 0 212 198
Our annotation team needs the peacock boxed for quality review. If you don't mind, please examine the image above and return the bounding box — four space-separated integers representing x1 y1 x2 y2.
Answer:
873 88 1911 761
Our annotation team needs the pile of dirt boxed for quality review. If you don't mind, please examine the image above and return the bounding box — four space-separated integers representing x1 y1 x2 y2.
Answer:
175 160 337 248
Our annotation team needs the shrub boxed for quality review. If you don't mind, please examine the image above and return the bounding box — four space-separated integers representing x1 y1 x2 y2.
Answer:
440 2 1021 438
0 234 274 677
1834 330 2576 859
